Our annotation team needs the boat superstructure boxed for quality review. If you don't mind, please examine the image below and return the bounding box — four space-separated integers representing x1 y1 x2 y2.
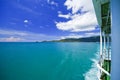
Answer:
92 0 111 80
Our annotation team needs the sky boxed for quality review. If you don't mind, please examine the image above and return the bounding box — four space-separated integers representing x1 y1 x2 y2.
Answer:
0 0 100 42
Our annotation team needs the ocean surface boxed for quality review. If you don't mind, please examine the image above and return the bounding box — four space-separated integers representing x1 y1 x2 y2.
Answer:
0 42 99 80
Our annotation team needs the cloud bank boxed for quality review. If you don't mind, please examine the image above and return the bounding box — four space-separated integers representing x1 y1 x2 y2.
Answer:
0 37 23 42
0 29 59 42
60 32 100 39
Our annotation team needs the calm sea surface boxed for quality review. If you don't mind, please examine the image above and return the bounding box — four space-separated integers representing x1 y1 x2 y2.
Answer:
0 42 99 80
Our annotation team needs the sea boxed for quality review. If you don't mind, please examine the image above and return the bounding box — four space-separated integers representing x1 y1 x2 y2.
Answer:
0 42 100 80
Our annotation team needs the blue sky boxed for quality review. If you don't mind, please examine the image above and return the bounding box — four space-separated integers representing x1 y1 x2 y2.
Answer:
0 0 100 42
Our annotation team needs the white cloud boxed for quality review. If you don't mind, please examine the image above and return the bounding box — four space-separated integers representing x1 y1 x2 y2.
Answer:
47 0 58 6
23 19 33 27
58 13 71 19
58 11 62 14
64 0 94 14
56 12 97 32
24 20 29 23
56 0 98 32
64 0 81 14
51 1 58 6
47 0 50 3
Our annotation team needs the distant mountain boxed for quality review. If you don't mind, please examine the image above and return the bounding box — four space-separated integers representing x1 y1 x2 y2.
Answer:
42 36 101 42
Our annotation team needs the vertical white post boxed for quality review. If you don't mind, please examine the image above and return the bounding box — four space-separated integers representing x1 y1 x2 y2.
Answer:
107 34 110 60
103 33 106 60
100 27 103 76
104 33 106 49
100 30 103 57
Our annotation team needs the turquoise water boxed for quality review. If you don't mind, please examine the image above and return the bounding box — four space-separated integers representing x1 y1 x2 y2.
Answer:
0 42 99 80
